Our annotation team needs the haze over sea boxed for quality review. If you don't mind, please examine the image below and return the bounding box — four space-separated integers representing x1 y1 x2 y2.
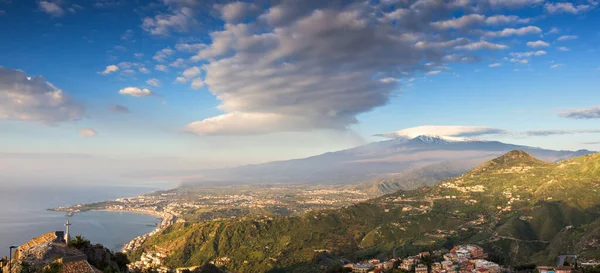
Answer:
0 179 175 257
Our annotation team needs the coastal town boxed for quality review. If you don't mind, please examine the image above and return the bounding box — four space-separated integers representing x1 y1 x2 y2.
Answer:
126 244 600 273
50 184 371 224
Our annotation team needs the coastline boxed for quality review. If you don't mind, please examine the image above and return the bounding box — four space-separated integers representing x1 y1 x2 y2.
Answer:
55 208 176 253
92 208 165 219
120 211 176 253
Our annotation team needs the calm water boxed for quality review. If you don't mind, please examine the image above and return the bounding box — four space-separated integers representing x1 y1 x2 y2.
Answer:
0 183 173 257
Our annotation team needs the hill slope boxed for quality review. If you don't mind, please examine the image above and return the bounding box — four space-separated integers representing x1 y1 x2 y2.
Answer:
134 151 600 272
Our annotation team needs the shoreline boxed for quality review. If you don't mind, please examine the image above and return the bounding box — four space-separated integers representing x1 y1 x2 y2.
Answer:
89 208 165 219
54 208 175 253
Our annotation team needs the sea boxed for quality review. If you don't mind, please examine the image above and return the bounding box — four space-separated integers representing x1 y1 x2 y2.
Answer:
0 181 175 258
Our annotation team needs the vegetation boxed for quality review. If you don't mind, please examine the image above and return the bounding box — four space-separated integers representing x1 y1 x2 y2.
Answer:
68 235 129 273
132 151 600 272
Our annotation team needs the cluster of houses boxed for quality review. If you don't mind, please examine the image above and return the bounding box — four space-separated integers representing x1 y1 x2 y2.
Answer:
344 245 503 273
128 252 233 273
128 252 169 273
537 266 574 273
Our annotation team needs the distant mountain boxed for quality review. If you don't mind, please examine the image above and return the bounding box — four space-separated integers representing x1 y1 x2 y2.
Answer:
133 151 600 272
184 136 594 188
351 159 477 195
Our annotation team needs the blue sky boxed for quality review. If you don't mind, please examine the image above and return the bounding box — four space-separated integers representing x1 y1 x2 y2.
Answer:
1 0 600 177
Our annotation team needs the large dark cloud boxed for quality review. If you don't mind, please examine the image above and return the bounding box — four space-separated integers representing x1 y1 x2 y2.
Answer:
141 0 546 135
0 67 84 124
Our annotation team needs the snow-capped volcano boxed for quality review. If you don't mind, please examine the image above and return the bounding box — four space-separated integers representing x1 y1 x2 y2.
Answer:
182 135 594 186
409 135 458 144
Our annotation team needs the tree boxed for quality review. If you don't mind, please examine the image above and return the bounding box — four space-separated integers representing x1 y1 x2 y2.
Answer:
113 252 130 271
68 235 91 249
420 255 434 269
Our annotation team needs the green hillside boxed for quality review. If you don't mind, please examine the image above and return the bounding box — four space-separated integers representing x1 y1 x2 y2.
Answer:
132 151 600 272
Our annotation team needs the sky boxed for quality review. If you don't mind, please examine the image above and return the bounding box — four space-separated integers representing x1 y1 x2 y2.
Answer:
0 0 599 182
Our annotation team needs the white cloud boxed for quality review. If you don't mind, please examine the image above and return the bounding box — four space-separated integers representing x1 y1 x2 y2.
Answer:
121 69 136 75
139 67 151 74
486 26 542 37
525 129 600 136
557 35 578 41
218 1 258 24
526 40 549 48
545 2 593 14
488 0 544 8
381 8 408 22
175 43 205 52
174 77 188 84
185 112 315 136
153 48 176 62
146 78 161 87
485 15 530 25
0 67 84 124
118 87 154 97
489 63 501 67
558 47 570 51
380 77 400 83
191 78 204 89
155 65 168 72
79 128 97 138
99 65 119 75
560 105 600 119
426 70 442 76
431 14 485 29
170 58 186 68
509 50 546 58
121 29 134 41
134 53 144 58
142 0 199 36
38 1 64 16
376 125 507 140
546 27 560 34
455 41 508 51
509 58 529 64
183 66 201 79
550 64 563 69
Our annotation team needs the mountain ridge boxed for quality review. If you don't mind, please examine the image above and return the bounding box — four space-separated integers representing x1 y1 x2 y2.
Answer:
181 137 594 189
133 151 600 272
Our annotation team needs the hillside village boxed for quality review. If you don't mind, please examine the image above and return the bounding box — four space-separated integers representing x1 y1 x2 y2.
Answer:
123 243 600 273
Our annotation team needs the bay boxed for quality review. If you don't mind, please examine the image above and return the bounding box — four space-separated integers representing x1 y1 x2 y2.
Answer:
0 182 172 258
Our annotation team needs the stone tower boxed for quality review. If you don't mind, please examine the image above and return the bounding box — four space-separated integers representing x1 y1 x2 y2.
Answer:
64 220 71 244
